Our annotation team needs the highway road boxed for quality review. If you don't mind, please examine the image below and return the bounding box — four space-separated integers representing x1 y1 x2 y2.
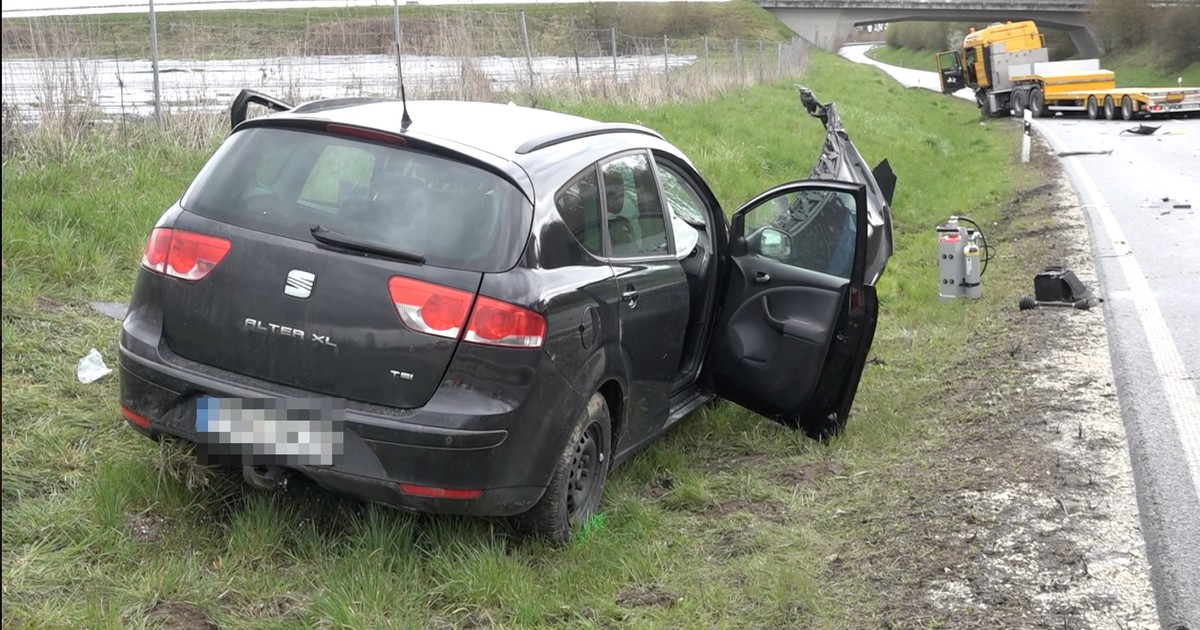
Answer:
840 44 1200 629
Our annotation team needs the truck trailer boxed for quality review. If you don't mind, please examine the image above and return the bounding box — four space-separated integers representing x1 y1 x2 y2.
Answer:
935 21 1200 120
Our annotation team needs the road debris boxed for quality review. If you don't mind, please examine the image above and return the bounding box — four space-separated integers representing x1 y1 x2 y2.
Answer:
76 348 112 384
1056 149 1113 157
89 301 128 321
1120 124 1161 136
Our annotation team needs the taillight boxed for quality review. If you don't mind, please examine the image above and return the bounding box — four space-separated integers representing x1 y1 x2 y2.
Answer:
464 296 546 348
141 228 231 281
387 276 546 348
388 277 473 339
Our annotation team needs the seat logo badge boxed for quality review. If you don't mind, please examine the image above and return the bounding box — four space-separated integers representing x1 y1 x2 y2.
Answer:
284 270 316 298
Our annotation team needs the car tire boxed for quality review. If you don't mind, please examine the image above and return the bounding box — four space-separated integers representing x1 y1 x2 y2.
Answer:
1121 96 1136 121
513 393 611 544
1104 96 1117 120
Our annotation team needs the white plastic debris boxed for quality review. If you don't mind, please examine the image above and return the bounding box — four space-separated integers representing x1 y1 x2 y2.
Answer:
76 348 112 384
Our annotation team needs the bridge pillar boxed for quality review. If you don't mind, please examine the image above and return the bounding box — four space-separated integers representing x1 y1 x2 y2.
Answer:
1064 25 1101 58
769 8 858 52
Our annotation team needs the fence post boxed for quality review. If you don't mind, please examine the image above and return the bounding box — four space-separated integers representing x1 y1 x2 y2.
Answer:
392 0 402 98
777 42 783 79
519 11 535 94
611 26 618 82
148 0 162 128
663 35 669 76
734 37 741 85
758 39 764 83
703 36 710 80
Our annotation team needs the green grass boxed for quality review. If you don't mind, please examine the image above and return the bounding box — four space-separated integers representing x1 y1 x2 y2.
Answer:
1103 47 1200 87
869 43 1200 87
3 50 1047 628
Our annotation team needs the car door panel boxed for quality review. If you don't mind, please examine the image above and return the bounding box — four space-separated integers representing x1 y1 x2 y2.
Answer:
600 151 688 447
709 180 869 430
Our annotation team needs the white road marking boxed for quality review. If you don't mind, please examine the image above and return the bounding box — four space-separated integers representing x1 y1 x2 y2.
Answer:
1037 123 1200 496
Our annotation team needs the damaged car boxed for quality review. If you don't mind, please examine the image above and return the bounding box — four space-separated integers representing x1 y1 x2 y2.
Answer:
119 86 895 542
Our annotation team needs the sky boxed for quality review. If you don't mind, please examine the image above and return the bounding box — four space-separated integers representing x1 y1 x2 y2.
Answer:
1 0 717 18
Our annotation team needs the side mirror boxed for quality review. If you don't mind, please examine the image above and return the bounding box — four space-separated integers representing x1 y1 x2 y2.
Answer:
756 227 792 259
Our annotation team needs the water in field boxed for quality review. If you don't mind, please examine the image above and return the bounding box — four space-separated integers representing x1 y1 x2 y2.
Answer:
1 51 697 121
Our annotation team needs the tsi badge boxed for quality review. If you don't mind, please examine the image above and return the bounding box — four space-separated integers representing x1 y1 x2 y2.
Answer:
284 269 316 299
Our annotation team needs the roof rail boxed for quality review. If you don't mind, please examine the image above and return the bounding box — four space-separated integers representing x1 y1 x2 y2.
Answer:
515 123 664 155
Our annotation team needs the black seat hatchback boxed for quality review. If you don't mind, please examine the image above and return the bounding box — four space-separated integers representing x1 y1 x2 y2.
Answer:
120 87 895 542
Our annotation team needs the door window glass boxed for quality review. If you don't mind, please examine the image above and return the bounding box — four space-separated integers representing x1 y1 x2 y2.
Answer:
601 153 669 258
741 188 858 279
656 162 709 259
554 168 604 257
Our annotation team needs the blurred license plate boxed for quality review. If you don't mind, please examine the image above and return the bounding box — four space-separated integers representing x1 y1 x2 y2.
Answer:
1166 92 1185 102
195 396 345 466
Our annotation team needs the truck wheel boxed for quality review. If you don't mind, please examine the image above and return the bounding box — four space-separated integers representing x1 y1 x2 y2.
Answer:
1029 88 1046 118
1011 90 1026 116
1087 96 1100 120
512 393 612 544
1121 96 1136 121
1104 96 1116 120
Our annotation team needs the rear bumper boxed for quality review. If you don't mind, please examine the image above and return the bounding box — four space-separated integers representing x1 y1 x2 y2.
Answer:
119 343 582 517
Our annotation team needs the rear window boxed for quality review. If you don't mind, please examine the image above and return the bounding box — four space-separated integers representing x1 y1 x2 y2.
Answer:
181 127 531 272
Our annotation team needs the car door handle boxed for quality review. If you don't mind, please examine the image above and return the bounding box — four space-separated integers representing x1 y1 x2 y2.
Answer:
622 289 639 301
755 272 771 284
762 296 820 340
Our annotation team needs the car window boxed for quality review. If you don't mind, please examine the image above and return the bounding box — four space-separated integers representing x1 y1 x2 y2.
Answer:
554 168 604 257
181 127 531 273
298 145 375 211
600 153 669 258
742 189 858 279
656 165 708 228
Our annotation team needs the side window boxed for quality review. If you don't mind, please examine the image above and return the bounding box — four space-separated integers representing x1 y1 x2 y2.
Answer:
742 189 859 279
554 168 604 257
656 164 708 228
298 145 376 211
601 153 669 258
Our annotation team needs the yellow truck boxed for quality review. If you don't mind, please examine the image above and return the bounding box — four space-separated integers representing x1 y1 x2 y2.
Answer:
935 20 1200 120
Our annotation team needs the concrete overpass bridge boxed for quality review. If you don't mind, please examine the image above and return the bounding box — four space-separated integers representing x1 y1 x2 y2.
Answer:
756 0 1102 57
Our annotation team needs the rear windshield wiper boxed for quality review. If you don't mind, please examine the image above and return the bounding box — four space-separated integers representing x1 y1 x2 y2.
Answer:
309 224 426 264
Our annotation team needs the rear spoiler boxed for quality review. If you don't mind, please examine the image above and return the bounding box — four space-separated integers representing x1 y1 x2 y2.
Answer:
230 89 293 130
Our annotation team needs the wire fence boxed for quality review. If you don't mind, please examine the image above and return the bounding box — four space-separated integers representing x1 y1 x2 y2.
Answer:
1 3 809 143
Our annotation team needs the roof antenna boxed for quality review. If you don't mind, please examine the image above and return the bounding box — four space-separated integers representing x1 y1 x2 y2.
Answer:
398 43 412 132
392 0 412 132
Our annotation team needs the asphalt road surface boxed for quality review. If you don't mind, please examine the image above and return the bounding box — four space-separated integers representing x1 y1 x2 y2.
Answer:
840 44 1200 630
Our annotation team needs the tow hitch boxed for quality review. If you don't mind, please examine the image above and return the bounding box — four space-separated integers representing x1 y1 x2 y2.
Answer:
242 464 290 491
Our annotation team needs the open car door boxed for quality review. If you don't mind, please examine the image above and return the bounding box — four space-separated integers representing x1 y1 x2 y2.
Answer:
707 88 893 439
936 50 966 94
709 182 873 439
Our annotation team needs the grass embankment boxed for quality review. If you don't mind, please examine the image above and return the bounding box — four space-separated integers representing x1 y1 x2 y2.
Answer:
868 43 1200 87
866 45 939 73
3 50 1051 628
0 0 792 59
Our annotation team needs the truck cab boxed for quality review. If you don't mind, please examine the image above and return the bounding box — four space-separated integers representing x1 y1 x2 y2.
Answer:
937 21 1048 115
